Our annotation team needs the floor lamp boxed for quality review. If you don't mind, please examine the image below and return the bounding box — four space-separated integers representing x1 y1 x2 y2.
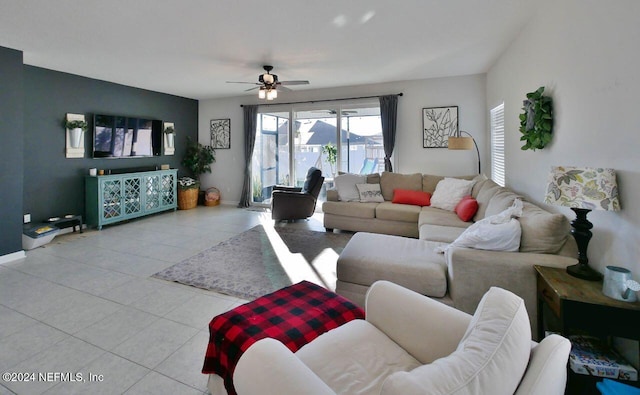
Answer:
448 130 481 174
544 166 620 281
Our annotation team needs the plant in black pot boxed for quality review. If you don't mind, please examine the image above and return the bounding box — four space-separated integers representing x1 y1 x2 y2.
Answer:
180 137 215 208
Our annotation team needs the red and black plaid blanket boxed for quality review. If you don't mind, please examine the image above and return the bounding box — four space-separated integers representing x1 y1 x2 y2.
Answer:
202 281 365 395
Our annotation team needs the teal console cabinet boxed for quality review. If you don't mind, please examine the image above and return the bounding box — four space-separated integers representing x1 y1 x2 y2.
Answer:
85 169 177 229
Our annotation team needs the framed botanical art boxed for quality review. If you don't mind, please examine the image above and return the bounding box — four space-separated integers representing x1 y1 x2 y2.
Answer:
210 119 231 149
422 106 458 148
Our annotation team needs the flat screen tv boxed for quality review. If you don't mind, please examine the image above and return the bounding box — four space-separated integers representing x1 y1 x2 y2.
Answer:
93 114 162 158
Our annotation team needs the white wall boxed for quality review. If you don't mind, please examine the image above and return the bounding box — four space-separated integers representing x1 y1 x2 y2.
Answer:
487 1 640 278
199 74 487 205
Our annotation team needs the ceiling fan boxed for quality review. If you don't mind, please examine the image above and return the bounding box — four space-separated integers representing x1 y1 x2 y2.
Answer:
226 65 310 99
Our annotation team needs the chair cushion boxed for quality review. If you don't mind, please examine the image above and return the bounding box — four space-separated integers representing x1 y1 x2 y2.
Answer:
302 167 323 193
381 287 531 395
296 319 421 395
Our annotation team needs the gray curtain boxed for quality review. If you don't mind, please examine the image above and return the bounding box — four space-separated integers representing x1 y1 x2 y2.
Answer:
379 95 398 172
238 105 258 207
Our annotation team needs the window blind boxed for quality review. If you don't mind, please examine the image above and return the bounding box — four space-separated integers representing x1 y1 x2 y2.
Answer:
490 103 505 187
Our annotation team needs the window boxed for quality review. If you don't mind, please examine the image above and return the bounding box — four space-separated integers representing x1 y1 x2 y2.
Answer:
251 103 383 206
490 103 505 187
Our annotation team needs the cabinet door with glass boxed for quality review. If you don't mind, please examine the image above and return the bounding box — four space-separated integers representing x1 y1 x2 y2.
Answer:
99 177 125 223
160 171 177 209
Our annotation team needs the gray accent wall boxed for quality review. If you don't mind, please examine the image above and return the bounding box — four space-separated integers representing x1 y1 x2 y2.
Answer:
0 46 24 256
23 66 198 223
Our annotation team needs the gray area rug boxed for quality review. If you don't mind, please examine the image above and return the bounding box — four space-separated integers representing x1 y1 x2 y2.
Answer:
153 225 353 300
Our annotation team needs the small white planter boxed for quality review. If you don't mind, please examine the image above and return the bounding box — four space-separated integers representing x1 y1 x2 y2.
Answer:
69 128 83 148
166 133 175 148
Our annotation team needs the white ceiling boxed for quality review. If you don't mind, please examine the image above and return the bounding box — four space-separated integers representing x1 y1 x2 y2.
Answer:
0 0 535 100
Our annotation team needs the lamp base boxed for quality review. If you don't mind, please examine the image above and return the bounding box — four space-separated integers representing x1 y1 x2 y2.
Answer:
566 262 603 281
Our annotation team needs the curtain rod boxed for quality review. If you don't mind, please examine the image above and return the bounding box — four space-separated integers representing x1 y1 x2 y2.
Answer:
240 92 403 107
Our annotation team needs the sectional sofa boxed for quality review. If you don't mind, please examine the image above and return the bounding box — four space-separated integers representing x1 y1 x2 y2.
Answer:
322 172 578 334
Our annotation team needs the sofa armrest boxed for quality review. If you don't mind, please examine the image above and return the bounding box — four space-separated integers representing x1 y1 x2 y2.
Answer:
234 338 336 395
446 247 576 337
365 280 471 364
326 188 339 201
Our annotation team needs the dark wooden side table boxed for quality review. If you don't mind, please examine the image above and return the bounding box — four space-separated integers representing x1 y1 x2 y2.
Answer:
535 265 640 392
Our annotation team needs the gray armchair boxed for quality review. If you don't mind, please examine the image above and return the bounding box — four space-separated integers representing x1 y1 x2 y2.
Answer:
271 167 324 221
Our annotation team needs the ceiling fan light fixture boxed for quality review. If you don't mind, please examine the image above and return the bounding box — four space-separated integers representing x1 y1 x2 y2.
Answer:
270 88 277 99
266 88 276 100
262 73 274 84
258 87 266 99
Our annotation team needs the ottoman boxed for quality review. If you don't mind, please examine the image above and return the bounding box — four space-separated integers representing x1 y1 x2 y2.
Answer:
336 232 450 307
203 281 364 395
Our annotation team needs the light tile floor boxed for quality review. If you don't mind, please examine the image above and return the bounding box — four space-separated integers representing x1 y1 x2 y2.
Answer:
0 206 326 394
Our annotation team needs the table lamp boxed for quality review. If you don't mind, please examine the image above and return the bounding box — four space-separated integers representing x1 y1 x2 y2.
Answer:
544 166 620 280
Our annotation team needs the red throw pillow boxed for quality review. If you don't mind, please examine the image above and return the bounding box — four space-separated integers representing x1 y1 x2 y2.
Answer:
392 189 432 206
455 196 479 222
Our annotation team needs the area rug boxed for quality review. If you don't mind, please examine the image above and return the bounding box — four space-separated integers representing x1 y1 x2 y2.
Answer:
152 225 353 300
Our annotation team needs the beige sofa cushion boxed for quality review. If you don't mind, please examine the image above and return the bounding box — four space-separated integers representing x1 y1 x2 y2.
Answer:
322 201 378 219
381 287 531 395
380 172 423 201
519 202 570 253
422 175 445 194
366 173 381 184
484 187 520 218
376 202 422 223
419 207 471 228
419 224 466 243
472 179 501 221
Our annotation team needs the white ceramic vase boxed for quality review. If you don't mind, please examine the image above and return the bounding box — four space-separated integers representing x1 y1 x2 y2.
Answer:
167 133 175 148
70 128 83 148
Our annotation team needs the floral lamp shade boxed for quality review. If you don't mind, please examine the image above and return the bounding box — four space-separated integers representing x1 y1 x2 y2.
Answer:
544 166 620 211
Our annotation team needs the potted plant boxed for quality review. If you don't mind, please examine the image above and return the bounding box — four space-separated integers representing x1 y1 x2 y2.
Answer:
181 137 215 206
322 143 337 178
164 126 175 149
64 119 88 148
177 177 199 210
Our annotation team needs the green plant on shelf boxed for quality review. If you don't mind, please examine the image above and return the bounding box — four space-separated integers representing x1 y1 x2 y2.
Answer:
64 119 88 131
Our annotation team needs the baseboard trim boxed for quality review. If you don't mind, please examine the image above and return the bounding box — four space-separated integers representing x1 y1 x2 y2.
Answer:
0 250 26 265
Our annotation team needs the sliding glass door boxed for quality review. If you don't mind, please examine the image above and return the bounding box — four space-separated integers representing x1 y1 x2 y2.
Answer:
251 103 384 206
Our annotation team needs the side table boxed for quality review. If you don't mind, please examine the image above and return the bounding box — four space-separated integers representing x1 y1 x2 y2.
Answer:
535 265 640 392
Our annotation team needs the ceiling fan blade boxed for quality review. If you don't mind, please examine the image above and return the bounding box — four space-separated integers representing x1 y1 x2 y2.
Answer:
277 85 292 92
279 80 310 86
226 81 259 85
244 86 260 92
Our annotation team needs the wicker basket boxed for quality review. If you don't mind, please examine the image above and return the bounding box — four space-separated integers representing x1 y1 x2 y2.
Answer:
204 187 221 207
178 188 199 210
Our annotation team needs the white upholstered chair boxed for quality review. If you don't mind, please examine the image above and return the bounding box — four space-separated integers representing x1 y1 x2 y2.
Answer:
232 281 571 395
